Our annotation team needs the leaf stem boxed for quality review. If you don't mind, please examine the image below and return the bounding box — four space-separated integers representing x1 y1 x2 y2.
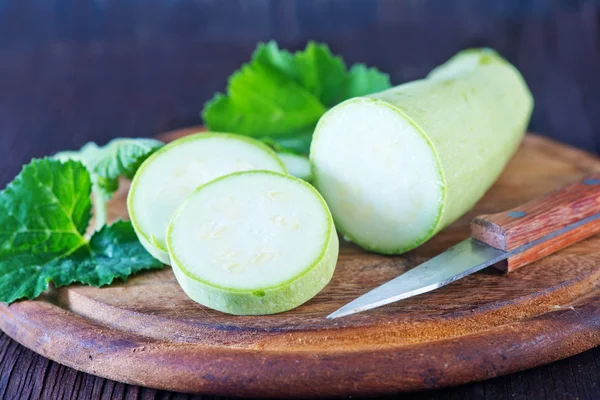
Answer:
92 190 108 231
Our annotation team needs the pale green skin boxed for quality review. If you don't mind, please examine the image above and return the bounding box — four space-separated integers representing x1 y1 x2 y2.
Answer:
311 48 534 254
167 171 339 315
127 133 287 264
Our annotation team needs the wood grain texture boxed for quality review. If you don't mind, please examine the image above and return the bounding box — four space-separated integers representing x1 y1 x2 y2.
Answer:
2 330 597 400
0 130 599 398
472 173 600 271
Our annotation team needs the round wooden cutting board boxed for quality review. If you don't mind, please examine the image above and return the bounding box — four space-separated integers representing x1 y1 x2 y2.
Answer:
1 128 599 398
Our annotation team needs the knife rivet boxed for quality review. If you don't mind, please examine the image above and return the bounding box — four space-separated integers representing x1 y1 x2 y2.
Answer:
507 211 526 218
583 178 600 185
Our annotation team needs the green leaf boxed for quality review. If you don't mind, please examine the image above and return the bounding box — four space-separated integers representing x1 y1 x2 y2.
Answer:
254 42 348 107
56 138 163 229
0 221 163 304
202 41 392 154
56 138 163 199
0 158 92 257
345 64 392 99
202 60 326 137
0 158 163 304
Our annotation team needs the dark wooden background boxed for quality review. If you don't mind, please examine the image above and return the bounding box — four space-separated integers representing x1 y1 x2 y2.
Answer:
0 0 599 399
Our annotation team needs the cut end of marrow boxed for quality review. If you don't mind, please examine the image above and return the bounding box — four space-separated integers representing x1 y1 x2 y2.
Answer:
128 133 287 264
310 48 532 255
310 99 443 254
167 171 339 315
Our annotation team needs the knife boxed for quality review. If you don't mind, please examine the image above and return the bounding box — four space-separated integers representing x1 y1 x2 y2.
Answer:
327 174 600 319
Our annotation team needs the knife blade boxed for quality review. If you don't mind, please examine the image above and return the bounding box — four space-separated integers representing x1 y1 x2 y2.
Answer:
327 174 600 319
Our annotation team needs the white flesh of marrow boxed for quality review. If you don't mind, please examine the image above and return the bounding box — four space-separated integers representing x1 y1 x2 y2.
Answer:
128 134 286 264
310 99 443 254
167 171 338 315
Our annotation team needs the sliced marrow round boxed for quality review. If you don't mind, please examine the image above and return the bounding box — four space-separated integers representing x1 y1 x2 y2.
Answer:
277 152 313 182
128 133 286 264
167 171 338 315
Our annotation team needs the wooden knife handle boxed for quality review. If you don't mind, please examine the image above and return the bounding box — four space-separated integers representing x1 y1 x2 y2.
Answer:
471 174 600 272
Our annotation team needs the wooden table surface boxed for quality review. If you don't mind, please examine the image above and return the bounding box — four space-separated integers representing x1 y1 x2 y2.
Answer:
0 1 599 398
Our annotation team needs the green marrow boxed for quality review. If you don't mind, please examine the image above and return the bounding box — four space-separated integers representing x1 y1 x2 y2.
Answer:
310 48 533 254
